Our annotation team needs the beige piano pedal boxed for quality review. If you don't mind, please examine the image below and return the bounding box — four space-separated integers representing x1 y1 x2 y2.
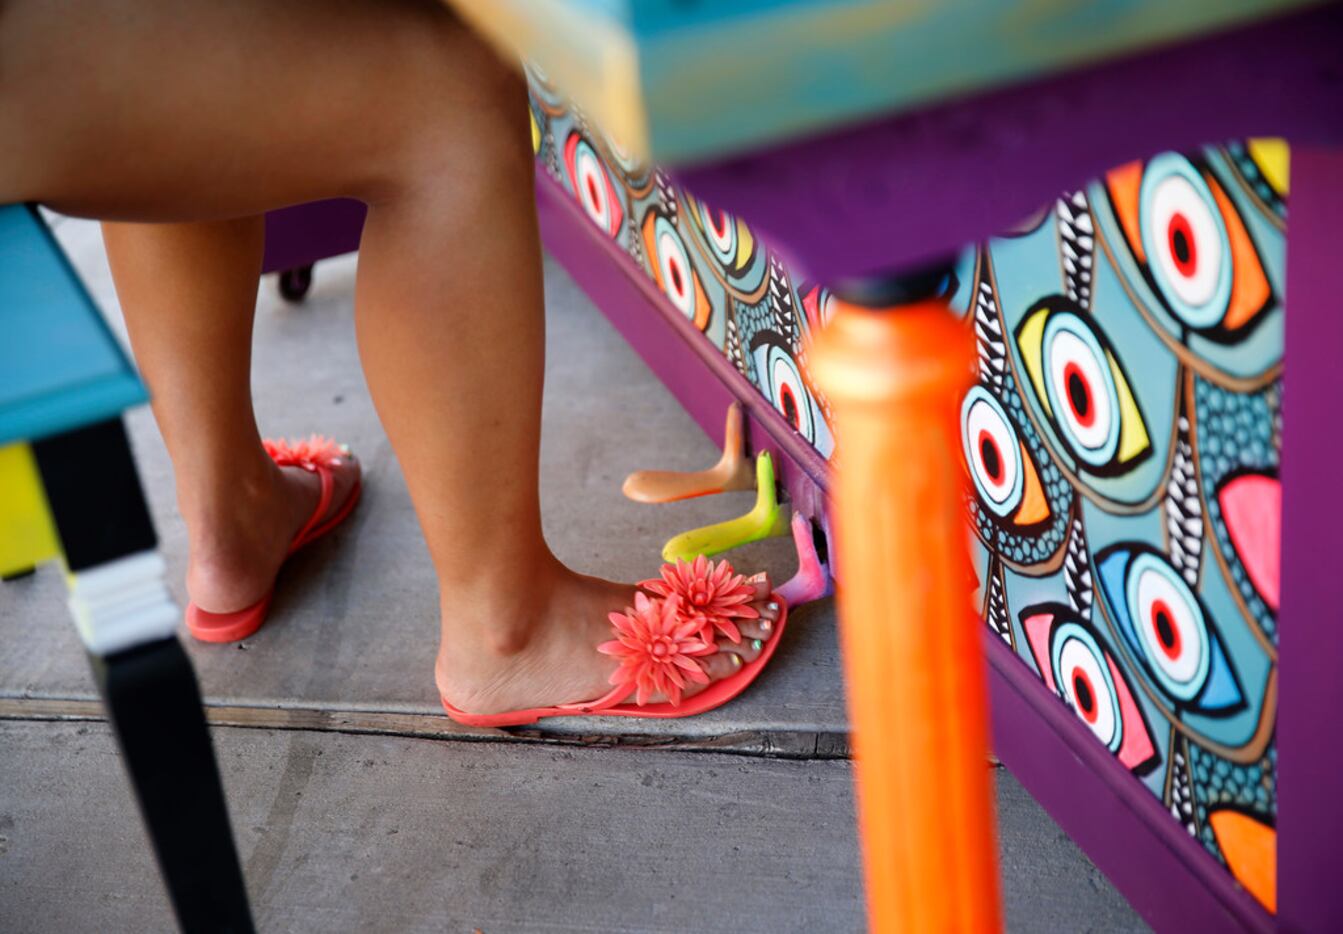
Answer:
661 451 789 562
622 402 755 503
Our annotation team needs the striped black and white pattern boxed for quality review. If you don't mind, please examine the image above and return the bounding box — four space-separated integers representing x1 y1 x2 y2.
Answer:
1168 742 1199 837
973 273 1007 391
986 566 1013 647
767 256 799 351
1057 191 1096 309
1064 515 1094 616
1166 415 1203 587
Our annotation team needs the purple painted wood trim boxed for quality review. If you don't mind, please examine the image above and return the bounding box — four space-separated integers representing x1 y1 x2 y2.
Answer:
534 172 832 530
536 167 1273 930
1277 146 1343 933
674 3 1343 283
261 199 366 274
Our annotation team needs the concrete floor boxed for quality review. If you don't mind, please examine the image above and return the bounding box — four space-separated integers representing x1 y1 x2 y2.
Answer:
0 218 1147 932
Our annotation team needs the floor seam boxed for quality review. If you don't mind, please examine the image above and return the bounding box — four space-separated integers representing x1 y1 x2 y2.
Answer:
0 697 852 762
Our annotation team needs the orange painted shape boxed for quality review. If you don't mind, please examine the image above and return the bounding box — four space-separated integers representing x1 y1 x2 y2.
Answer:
1012 440 1049 526
1106 161 1146 263
1208 809 1277 912
642 212 712 332
691 269 711 331
1207 173 1272 332
641 211 660 279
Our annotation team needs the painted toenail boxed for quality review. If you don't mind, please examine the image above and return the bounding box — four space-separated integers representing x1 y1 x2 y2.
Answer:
767 601 779 612
760 619 773 633
751 639 763 652
729 654 743 669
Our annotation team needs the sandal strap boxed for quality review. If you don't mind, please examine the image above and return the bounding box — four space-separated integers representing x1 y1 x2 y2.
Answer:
555 683 636 714
262 436 346 555
289 462 335 554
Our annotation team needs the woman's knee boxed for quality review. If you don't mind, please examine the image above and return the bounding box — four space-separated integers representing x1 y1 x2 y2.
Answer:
369 10 533 201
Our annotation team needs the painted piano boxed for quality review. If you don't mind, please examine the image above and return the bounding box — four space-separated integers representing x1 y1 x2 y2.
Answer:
261 1 1343 929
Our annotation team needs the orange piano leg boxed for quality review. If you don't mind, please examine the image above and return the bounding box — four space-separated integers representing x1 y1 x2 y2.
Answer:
811 295 1002 932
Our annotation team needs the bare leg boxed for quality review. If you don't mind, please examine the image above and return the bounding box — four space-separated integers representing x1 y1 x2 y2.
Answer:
1 0 780 714
101 219 360 613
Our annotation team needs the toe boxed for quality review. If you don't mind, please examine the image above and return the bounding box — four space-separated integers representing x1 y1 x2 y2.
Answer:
329 451 361 503
696 637 762 686
745 571 775 603
699 649 745 681
738 615 776 642
309 450 362 525
744 573 781 619
719 636 763 663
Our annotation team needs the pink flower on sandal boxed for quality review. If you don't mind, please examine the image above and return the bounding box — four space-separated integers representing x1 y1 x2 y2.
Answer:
639 555 760 644
263 434 348 470
598 593 716 706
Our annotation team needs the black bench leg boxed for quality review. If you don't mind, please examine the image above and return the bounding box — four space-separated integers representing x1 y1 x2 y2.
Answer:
90 640 254 932
33 419 254 933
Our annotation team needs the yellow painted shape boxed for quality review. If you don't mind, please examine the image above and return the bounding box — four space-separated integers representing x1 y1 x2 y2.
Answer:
1013 440 1049 526
0 443 60 575
529 110 540 154
1016 306 1051 416
662 452 788 562
1247 138 1289 196
735 219 755 270
1209 809 1276 913
1108 352 1150 463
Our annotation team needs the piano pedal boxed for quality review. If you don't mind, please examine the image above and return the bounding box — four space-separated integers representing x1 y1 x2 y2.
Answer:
776 512 833 607
622 402 754 503
661 451 788 562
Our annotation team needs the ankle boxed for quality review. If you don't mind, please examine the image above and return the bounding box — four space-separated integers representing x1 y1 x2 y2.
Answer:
178 454 285 537
439 571 562 658
180 460 294 607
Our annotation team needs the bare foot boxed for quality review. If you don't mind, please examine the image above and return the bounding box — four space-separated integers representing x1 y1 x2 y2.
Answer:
435 565 782 717
184 448 361 613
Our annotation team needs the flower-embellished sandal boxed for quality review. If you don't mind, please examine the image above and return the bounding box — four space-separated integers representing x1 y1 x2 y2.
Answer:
440 555 788 727
185 435 362 644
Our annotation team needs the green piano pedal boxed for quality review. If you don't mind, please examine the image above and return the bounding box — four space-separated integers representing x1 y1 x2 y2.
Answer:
620 402 793 564
652 451 831 607
660 450 789 563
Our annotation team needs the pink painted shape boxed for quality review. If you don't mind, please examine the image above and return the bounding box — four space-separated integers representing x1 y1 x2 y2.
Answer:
1022 613 1057 691
776 512 832 606
1218 474 1282 611
800 285 824 332
1108 655 1156 770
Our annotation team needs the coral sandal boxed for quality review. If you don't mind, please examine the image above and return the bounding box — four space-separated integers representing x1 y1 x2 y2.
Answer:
185 436 362 644
440 556 789 727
